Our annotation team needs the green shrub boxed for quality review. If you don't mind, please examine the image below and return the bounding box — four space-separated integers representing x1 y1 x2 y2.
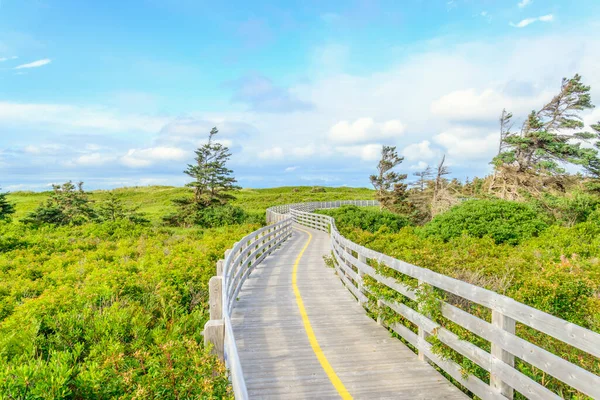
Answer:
317 205 411 234
421 200 548 245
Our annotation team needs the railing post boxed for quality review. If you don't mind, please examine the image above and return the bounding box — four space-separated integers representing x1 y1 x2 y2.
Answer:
203 320 225 360
491 310 515 399
417 280 431 363
216 259 224 276
209 276 223 320
357 253 366 306
204 261 225 361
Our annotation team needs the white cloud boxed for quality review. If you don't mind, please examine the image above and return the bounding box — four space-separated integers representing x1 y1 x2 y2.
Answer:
510 14 554 28
328 118 405 144
402 140 437 161
120 146 188 168
434 127 498 160
258 146 284 160
285 166 298 172
23 144 63 155
66 153 116 167
291 144 318 158
431 87 549 121
0 56 17 62
14 58 51 69
0 102 168 133
335 143 382 161
517 0 532 8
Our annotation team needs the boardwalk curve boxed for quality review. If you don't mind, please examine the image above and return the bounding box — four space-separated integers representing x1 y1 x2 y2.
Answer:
202 200 600 400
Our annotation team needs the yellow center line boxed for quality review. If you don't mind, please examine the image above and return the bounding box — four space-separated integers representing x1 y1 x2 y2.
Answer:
292 227 353 400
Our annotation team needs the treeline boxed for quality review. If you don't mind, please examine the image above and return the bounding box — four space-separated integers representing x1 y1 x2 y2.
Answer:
0 128 264 229
369 74 600 228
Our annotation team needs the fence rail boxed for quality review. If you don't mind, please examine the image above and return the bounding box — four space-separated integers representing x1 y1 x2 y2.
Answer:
202 218 293 400
266 200 600 400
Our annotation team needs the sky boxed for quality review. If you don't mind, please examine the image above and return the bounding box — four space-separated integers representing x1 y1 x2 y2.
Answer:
1 0 600 191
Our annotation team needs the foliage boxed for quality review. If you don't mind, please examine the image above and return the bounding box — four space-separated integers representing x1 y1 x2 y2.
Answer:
493 74 599 174
316 205 410 234
421 199 548 245
0 188 15 221
529 190 600 226
184 127 240 207
369 145 410 213
0 221 255 398
96 193 149 224
23 181 96 226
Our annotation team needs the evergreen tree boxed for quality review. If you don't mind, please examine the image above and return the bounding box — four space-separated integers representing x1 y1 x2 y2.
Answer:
370 146 410 213
24 181 95 225
185 127 241 207
493 74 599 174
0 187 15 221
164 127 243 227
97 193 149 224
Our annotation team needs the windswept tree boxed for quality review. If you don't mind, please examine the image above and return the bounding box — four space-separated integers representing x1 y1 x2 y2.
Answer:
24 181 96 225
0 187 15 221
165 127 243 227
370 146 410 213
494 74 598 173
490 74 600 198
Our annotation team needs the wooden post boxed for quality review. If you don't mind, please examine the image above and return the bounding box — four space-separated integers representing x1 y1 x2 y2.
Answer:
491 310 516 399
418 280 430 363
209 276 223 320
357 253 366 306
216 259 224 276
377 299 383 326
203 319 225 360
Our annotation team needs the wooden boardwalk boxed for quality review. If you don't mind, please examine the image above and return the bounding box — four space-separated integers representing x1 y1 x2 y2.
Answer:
231 225 468 399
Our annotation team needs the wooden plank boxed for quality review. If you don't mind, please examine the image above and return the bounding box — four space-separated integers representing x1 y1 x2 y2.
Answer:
490 310 515 399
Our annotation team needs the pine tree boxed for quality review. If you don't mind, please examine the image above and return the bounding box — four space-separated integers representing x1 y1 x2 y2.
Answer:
164 127 242 227
24 181 95 225
370 146 410 213
185 127 241 207
0 187 15 221
493 74 598 174
97 193 148 224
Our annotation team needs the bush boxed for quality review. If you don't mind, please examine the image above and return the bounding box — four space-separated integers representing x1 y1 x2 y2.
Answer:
421 200 548 245
317 205 411 234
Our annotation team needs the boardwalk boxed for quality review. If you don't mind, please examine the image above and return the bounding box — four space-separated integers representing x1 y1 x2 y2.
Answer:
231 225 468 399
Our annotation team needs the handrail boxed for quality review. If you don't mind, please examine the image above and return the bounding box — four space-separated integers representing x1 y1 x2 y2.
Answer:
266 200 600 400
203 217 293 400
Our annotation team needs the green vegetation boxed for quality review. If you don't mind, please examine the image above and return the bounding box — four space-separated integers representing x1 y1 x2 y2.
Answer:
0 185 374 398
317 205 410 234
421 200 548 245
0 188 15 221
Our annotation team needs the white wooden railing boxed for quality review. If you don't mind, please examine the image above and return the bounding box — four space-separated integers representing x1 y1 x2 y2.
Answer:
267 201 600 400
202 218 293 400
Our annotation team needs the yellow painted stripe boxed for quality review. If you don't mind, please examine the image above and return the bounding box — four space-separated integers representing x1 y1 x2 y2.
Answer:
292 227 353 400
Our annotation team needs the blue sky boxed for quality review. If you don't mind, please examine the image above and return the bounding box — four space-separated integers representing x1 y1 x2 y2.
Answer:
1 0 600 191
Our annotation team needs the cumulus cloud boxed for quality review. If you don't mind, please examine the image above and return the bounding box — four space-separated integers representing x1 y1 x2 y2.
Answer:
328 118 405 144
510 14 554 28
335 143 382 161
258 146 284 160
434 127 498 160
14 58 51 69
402 140 437 161
430 87 549 121
230 74 314 113
120 146 188 168
285 166 298 172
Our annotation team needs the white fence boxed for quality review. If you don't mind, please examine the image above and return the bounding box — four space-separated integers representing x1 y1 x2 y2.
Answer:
267 201 600 400
202 218 293 400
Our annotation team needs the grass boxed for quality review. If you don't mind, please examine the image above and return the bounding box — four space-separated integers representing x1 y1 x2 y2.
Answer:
7 186 375 223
